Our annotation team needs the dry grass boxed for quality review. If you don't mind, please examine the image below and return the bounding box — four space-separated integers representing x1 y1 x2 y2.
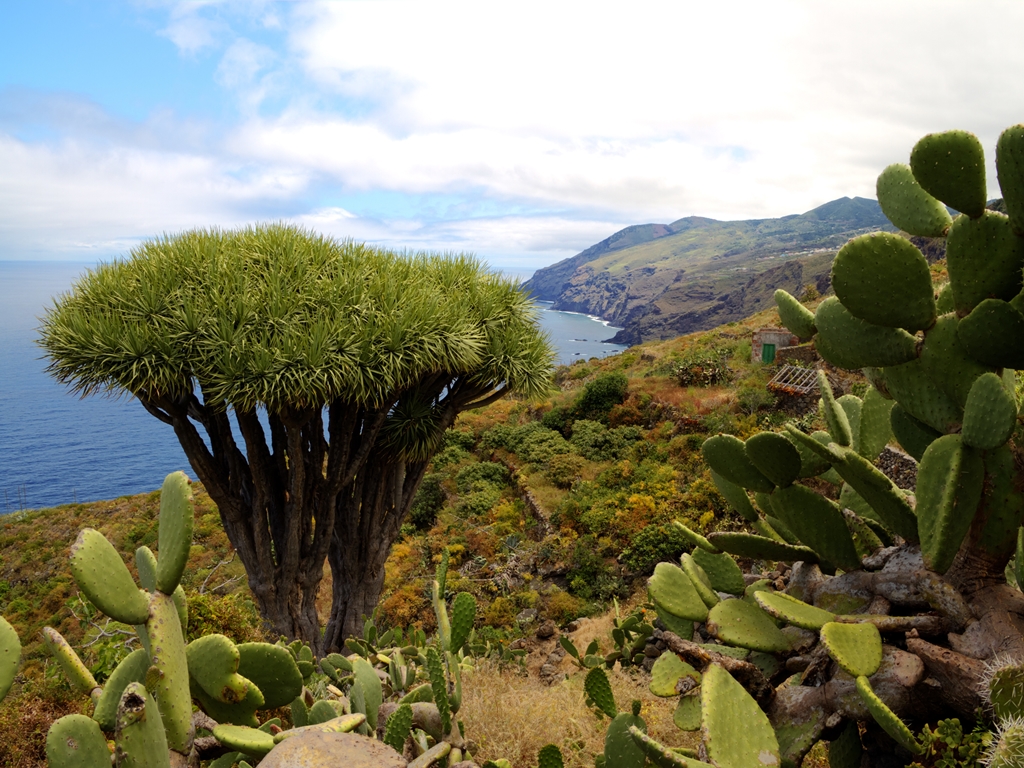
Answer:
459 661 698 768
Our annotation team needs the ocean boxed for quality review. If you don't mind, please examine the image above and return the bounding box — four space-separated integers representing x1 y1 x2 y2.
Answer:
0 261 625 512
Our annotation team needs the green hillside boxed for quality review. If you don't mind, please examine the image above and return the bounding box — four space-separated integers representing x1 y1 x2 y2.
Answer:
524 197 892 344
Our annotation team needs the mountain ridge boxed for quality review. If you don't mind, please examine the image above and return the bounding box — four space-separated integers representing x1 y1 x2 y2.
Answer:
524 197 892 344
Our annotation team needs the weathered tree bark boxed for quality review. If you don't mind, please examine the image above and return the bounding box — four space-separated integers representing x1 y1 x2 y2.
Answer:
139 373 501 653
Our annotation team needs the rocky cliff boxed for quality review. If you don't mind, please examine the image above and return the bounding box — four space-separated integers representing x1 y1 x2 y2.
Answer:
523 197 892 344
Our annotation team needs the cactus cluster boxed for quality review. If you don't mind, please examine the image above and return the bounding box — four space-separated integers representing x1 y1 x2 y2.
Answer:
585 124 1024 767
0 476 567 767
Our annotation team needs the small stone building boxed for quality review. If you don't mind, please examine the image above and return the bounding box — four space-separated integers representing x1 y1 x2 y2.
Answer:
751 327 800 364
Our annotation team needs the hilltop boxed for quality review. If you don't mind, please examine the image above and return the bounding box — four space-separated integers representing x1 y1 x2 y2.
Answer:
523 197 892 344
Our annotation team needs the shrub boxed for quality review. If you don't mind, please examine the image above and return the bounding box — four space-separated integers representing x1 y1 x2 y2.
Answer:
454 486 503 518
483 596 517 628
455 462 509 493
443 428 477 451
543 589 583 625
541 405 573 435
570 421 644 462
546 454 586 489
573 371 629 422
409 472 446 529
185 591 264 644
619 522 690 573
674 349 731 387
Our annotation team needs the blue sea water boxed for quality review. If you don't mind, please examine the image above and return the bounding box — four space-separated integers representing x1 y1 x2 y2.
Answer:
0 261 625 512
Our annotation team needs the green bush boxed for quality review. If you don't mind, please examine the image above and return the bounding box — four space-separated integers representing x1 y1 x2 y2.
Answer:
454 486 502 518
455 461 509 493
409 472 446 529
443 428 477 451
619 522 690 573
674 349 731 387
546 454 586 489
541 405 572 435
570 420 644 461
573 371 629 422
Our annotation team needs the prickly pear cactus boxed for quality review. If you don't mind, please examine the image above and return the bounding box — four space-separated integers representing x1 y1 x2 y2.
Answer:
613 126 1024 768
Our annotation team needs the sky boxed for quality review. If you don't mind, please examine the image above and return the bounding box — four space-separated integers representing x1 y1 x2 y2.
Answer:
3 1 1024 273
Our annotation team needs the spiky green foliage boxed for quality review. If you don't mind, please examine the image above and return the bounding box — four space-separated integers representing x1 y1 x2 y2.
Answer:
856 676 922 755
39 225 554 649
705 598 790 653
384 703 414 753
701 664 780 768
648 562 709 622
584 667 618 719
820 622 882 677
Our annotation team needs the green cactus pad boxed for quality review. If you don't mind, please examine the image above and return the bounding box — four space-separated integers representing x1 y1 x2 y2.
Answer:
916 434 985 573
832 232 936 331
762 515 800 544
957 298 1024 369
839 483 883 526
604 711 647 768
826 445 919 543
876 162 954 237
398 682 434 705
691 547 745 595
538 744 565 768
69 528 150 626
857 388 894 462
383 702 414 753
889 405 941 462
935 283 956 313
307 699 341 725
817 371 853 447
783 431 831 479
962 372 1018 450
744 432 802 488
774 289 817 340
213 724 276 758
855 675 922 755
629 725 714 768
672 519 723 552
988 663 1024 720
155 471 193 595
45 714 111 768
886 356 965 431
191 675 263 726
754 591 836 630
710 472 758 524
186 634 249 704
919 314 995 408
93 647 150 731
41 626 98 697
449 592 476 655
828 721 864 768
674 693 702 732
585 666 618 718
654 601 695 639
708 532 819 564
0 616 20 703
649 652 701 697
845 510 885 558
814 297 920 370
820 621 882 677
988 719 1024 768
236 642 304 709
946 210 1024 314
681 553 720 608
770 484 861 572
425 646 451 734
291 696 308 728
910 129 987 218
838 395 862 449
702 663 781 768
997 124 1024 234
115 682 172 768
783 425 844 464
352 657 383 730
706 598 790 653
135 545 158 593
146 591 192 752
649 562 710 621
702 434 776 492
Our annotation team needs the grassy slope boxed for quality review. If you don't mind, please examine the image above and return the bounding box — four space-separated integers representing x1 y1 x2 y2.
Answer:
0 297 842 767
523 197 891 344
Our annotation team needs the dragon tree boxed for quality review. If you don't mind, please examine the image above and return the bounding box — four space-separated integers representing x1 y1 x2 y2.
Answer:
38 225 553 653
581 126 1024 768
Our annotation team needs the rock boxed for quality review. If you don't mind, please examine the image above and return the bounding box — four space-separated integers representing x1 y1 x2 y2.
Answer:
536 619 557 639
566 620 581 632
260 730 405 768
516 608 538 626
509 638 528 651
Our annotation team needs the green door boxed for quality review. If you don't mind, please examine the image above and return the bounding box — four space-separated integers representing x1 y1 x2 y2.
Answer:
761 343 776 363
